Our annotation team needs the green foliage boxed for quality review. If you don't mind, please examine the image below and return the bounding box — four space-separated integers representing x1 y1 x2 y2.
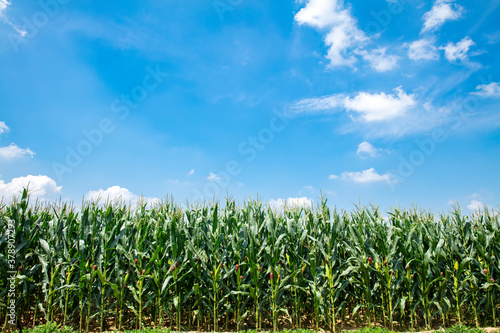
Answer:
347 327 393 333
443 324 487 333
25 321 76 333
122 328 172 333
24 323 173 333
345 324 487 333
1 190 499 332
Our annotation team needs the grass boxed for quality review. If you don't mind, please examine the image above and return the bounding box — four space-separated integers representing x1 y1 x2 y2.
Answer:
23 323 494 333
443 324 488 333
23 322 174 333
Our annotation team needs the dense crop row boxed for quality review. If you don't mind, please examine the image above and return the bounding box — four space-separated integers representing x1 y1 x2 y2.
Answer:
1 190 499 332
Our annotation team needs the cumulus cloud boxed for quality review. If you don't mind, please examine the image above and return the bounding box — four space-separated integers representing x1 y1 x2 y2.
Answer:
0 175 62 201
295 0 367 67
441 36 474 62
344 87 416 121
340 168 394 183
467 199 483 211
207 173 221 181
0 122 36 160
0 143 35 160
290 90 453 138
357 141 380 158
86 185 159 205
472 82 500 97
399 102 455 136
0 121 9 135
355 47 399 72
328 174 339 179
421 0 464 33
86 186 138 202
268 197 313 210
408 38 439 61
294 0 342 28
290 87 416 122
347 99 451 138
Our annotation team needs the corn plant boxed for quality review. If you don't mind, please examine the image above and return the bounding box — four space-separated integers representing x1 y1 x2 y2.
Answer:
1 190 499 332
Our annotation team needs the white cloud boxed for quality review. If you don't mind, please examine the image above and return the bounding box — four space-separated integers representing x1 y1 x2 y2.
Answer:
188 169 195 176
356 47 399 72
323 19 367 67
347 99 451 137
472 82 500 97
0 121 9 135
0 122 35 160
421 0 464 33
0 143 35 160
0 175 62 201
207 173 221 181
86 186 138 203
268 197 313 210
343 87 416 121
290 86 416 122
467 199 483 211
408 38 439 61
340 168 394 183
441 36 474 62
328 174 339 179
290 90 455 138
0 0 9 16
86 185 159 205
288 94 346 115
295 0 367 67
0 1 27 37
357 141 380 158
294 0 341 28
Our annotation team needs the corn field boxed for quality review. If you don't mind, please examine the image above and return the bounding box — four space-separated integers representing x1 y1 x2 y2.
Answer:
1 190 499 332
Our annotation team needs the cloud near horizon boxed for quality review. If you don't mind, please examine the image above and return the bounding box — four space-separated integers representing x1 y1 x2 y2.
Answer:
0 175 62 201
0 143 35 160
86 185 159 205
340 168 395 184
268 197 313 210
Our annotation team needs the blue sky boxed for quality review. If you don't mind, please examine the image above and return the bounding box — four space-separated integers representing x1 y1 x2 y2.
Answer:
0 0 499 212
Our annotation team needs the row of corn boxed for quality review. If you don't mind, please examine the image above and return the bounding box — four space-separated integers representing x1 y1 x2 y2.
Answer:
0 189 499 332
